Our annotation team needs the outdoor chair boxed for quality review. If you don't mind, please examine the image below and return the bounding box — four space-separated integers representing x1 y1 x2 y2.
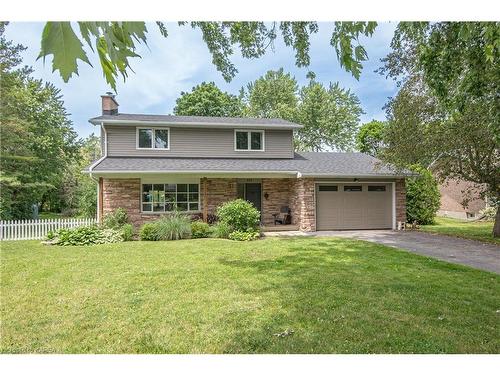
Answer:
273 206 292 225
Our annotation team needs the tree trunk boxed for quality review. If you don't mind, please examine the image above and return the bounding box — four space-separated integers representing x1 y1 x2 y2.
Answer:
493 206 500 238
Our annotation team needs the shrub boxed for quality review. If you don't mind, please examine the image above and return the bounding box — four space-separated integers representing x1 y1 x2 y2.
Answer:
216 199 260 232
139 222 158 241
121 224 134 241
102 208 128 229
406 165 441 225
48 225 123 246
479 206 497 221
191 220 211 238
155 212 192 240
228 229 260 241
139 212 192 241
210 222 232 239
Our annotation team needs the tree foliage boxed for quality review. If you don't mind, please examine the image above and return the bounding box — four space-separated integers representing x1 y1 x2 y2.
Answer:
173 82 243 117
295 81 362 151
379 22 500 235
38 22 378 90
405 165 441 225
49 134 100 217
240 69 362 151
356 120 386 156
1 22 79 219
242 68 298 121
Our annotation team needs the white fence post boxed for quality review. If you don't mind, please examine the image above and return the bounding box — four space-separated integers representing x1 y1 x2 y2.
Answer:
0 217 96 241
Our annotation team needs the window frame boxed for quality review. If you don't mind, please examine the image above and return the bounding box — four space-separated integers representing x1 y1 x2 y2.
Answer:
318 185 338 192
234 129 265 152
136 127 170 150
368 185 387 192
141 183 200 213
344 185 363 192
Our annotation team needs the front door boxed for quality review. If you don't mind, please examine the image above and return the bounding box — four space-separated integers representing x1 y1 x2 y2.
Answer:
244 183 262 213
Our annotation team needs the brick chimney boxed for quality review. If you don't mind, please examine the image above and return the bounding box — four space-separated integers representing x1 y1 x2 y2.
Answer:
101 92 119 115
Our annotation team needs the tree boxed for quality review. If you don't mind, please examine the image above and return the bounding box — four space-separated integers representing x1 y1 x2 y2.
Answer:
0 22 79 219
241 69 363 151
45 134 101 217
380 22 500 236
36 22 378 90
296 81 362 151
356 120 386 156
405 165 441 225
382 76 499 234
75 135 101 217
242 68 298 121
173 82 243 117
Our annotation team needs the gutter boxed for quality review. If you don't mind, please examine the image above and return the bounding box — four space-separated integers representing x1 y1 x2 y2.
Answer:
86 170 300 175
297 172 416 178
88 118 303 130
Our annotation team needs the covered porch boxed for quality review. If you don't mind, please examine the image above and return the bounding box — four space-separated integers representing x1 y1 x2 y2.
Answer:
97 174 316 232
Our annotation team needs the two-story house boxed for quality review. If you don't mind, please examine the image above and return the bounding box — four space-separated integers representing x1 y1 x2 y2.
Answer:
87 94 411 231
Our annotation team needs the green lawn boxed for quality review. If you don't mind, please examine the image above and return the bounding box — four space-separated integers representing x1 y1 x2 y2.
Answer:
1 238 499 353
421 217 499 244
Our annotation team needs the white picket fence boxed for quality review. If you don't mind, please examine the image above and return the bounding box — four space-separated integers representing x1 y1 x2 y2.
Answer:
0 218 97 241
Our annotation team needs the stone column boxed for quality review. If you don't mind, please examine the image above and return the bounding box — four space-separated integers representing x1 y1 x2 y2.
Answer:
292 178 316 232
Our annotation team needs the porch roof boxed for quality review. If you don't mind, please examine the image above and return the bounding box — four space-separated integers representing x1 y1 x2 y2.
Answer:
88 152 414 178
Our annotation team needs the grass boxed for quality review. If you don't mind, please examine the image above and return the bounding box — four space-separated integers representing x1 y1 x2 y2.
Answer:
420 217 499 244
1 238 499 354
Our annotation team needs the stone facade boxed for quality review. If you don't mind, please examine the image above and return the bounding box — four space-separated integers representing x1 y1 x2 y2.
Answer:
101 177 406 231
395 179 406 224
200 178 238 215
261 178 295 226
291 178 316 231
102 178 157 228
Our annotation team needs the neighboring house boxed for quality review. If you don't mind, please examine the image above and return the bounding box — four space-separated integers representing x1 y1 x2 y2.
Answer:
87 94 412 231
438 178 487 220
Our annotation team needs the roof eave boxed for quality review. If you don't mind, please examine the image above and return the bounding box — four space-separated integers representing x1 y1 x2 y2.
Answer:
298 172 414 178
88 117 303 129
85 169 299 175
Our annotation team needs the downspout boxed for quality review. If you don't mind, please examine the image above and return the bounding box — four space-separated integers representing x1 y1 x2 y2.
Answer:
88 122 107 222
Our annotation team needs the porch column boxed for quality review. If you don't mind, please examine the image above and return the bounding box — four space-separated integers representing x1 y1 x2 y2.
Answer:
202 177 208 222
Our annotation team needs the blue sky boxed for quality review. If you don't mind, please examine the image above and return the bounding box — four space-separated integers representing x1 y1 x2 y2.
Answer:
5 22 398 139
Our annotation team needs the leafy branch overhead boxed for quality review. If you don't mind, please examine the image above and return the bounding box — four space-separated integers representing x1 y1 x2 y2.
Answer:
38 21 378 90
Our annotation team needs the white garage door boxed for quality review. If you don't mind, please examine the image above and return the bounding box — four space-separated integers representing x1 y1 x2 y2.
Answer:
316 183 393 230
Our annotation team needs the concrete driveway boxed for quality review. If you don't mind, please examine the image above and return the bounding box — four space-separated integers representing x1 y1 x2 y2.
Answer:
265 230 500 274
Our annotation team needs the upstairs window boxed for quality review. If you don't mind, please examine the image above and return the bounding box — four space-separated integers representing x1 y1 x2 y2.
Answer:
235 130 264 151
137 128 169 149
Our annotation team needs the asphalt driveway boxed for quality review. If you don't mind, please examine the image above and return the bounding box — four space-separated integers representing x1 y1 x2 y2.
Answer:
265 230 500 274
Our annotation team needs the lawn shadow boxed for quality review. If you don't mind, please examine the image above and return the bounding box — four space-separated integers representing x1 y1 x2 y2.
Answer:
217 238 382 353
216 237 497 353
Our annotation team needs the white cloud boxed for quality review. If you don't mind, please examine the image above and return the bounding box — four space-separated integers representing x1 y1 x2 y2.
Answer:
5 21 398 136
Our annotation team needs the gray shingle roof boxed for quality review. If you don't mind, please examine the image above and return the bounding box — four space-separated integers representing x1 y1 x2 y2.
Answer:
90 152 413 177
89 113 302 128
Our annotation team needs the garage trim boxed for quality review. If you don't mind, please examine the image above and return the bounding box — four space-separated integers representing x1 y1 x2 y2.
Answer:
314 181 396 230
